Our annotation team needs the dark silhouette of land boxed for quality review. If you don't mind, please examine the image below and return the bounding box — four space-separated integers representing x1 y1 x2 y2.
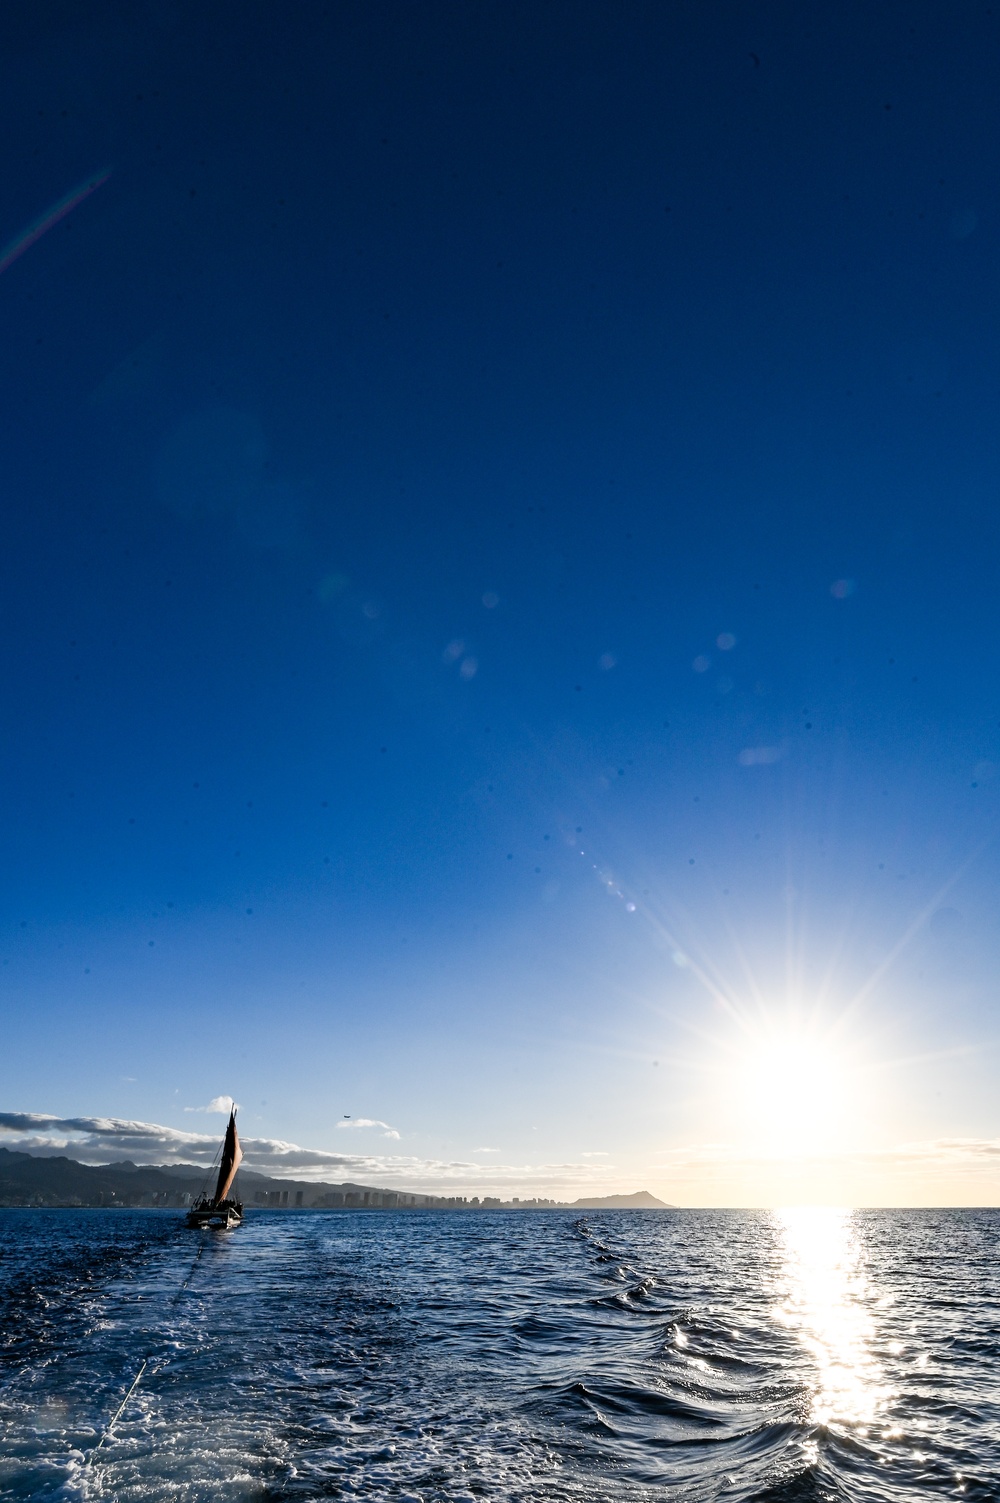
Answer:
0 1146 673 1210
567 1191 670 1208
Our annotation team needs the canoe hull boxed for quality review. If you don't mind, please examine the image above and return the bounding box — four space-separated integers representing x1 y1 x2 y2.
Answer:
186 1200 243 1229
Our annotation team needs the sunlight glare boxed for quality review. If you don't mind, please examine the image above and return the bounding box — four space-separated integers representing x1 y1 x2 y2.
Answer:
731 1023 857 1155
775 1208 893 1430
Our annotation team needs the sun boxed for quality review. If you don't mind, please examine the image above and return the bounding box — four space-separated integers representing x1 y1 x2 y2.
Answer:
729 1021 857 1154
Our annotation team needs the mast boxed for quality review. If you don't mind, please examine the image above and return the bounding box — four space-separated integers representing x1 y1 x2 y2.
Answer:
213 1107 243 1205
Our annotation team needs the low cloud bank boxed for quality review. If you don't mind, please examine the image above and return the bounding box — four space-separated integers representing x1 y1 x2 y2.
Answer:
6 1111 993 1202
651 1136 1000 1170
649 1135 1000 1204
0 1111 607 1194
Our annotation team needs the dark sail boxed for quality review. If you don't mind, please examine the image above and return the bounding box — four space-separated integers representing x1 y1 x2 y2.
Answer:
213 1108 242 1206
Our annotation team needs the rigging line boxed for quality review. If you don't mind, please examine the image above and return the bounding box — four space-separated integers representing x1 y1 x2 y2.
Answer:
5 1235 208 1412
86 1360 147 1461
172 1238 206 1302
84 1235 207 1468
196 1137 225 1203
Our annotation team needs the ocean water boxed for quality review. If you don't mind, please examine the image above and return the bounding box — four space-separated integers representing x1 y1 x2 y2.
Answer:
0 1208 996 1501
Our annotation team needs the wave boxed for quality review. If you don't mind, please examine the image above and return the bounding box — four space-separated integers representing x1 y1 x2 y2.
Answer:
0 1207 996 1499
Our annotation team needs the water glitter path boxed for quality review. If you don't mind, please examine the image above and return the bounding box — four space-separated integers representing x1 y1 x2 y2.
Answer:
0 1207 996 1500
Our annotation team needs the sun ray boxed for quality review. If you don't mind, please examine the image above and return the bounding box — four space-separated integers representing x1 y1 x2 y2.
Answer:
843 840 990 1020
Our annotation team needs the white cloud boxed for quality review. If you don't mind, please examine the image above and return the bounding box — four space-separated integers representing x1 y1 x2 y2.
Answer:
184 1095 235 1115
336 1117 400 1139
474 1147 500 1153
0 1110 613 1195
581 1151 609 1157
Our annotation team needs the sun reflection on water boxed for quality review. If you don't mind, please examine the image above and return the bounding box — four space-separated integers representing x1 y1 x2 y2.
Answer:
775 1208 893 1431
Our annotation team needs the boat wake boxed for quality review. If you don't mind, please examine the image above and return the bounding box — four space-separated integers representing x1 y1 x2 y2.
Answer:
0 1207 996 1499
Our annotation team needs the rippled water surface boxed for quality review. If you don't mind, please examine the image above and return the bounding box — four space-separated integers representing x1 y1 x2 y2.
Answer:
0 1208 997 1500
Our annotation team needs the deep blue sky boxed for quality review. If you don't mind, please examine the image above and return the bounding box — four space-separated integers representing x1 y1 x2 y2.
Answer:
2 2 999 1202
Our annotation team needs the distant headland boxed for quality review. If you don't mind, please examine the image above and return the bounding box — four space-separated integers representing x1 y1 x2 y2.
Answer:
0 1146 673 1211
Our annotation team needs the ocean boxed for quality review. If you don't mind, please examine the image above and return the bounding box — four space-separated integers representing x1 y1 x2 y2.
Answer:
0 1207 995 1500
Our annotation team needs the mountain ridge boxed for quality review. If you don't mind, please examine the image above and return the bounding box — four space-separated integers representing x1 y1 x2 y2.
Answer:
0 1145 673 1210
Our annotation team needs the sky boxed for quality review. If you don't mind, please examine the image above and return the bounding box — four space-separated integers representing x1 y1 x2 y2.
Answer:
1 1 999 1206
